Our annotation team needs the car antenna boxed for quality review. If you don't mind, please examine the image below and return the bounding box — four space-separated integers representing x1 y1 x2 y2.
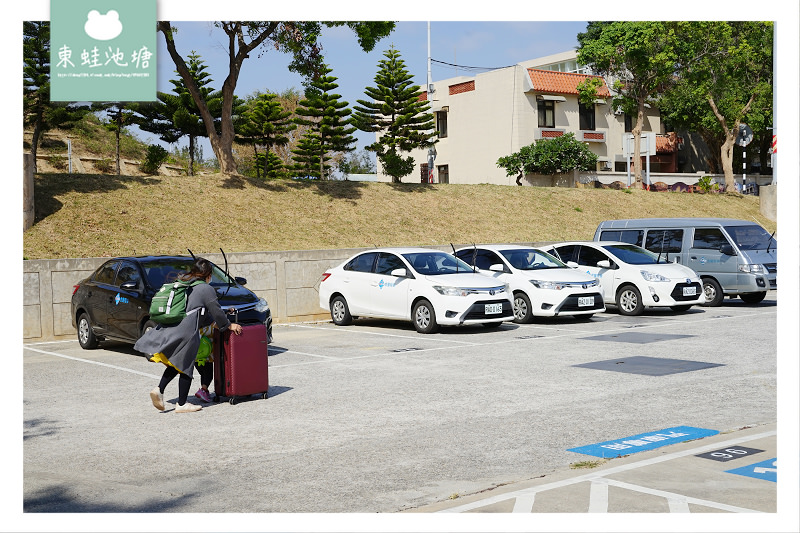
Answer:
471 243 478 272
188 248 196 260
220 247 232 296
767 230 775 253
449 243 459 272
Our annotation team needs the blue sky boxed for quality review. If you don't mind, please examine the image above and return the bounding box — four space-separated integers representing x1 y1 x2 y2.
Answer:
152 20 589 157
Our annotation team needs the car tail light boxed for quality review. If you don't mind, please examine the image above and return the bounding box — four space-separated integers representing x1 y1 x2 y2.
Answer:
320 273 331 282
72 284 81 295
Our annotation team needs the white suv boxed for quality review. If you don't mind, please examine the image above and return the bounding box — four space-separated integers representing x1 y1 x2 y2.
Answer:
541 241 705 315
454 244 604 322
319 248 514 333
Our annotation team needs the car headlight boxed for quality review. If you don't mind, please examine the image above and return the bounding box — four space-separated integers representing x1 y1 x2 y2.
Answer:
433 285 469 297
255 297 270 313
530 279 564 290
738 264 764 274
588 279 600 288
640 270 669 282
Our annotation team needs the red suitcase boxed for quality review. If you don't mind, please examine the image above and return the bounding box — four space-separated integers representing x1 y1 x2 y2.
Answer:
213 323 269 404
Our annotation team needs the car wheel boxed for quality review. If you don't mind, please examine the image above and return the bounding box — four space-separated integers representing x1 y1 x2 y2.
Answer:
512 292 533 323
701 278 724 306
141 319 158 337
739 292 766 304
77 313 99 349
670 305 692 313
616 285 644 316
412 300 439 334
330 295 353 326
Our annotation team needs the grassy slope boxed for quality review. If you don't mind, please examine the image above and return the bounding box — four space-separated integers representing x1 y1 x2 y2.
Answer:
23 172 774 260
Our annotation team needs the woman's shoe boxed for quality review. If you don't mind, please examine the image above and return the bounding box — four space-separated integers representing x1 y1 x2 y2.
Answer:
175 402 202 413
150 387 165 411
194 388 212 402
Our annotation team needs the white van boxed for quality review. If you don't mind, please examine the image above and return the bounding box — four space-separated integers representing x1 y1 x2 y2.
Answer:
594 218 776 305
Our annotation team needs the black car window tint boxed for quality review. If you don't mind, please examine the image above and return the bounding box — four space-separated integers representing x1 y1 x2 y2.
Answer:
600 230 643 246
93 261 118 284
645 229 683 254
578 246 608 267
115 262 142 286
345 252 378 273
475 250 498 270
375 253 405 275
553 245 577 263
454 250 472 265
693 228 727 250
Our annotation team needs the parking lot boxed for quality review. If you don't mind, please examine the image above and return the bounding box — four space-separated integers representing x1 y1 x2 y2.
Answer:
20 291 788 529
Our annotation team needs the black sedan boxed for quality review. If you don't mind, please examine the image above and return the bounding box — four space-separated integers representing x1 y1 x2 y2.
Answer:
71 255 272 349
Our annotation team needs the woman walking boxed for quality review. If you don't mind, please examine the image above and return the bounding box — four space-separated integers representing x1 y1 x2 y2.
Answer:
135 257 242 412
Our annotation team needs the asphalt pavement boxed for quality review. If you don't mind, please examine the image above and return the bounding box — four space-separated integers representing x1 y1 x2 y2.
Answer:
16 290 797 532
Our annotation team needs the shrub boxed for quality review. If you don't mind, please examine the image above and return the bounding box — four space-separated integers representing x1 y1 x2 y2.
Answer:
94 158 113 173
696 175 719 193
47 154 68 170
140 144 169 175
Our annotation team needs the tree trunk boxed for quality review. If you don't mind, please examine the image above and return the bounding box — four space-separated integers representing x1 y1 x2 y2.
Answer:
631 99 645 186
720 133 736 192
189 135 195 176
115 126 121 176
30 118 42 174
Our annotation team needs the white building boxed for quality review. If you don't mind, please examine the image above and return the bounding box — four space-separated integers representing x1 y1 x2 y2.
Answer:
376 51 676 185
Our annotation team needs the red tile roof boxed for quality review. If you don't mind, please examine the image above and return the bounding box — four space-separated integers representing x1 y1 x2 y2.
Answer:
527 69 610 97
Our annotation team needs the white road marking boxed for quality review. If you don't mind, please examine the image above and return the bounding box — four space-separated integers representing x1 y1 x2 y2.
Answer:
511 493 535 513
437 429 775 513
23 346 161 379
588 479 609 512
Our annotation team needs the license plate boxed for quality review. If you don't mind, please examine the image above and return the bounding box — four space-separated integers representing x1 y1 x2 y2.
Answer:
485 303 503 315
578 296 594 307
683 286 697 297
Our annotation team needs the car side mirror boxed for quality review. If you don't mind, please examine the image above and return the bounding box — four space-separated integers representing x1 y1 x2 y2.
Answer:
719 243 736 256
234 276 247 285
390 268 408 278
489 264 504 272
596 259 612 269
566 261 579 268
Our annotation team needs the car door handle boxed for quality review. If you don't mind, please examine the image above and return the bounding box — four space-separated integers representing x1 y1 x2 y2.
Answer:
690 256 697 260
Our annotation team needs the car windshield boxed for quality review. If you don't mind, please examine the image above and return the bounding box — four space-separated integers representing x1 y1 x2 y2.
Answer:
724 225 776 251
141 259 235 288
601 244 661 265
402 252 474 275
499 248 567 270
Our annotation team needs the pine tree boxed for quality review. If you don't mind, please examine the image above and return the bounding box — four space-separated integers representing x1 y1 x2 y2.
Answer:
137 52 224 175
352 46 436 183
23 21 89 173
292 65 356 179
237 93 295 179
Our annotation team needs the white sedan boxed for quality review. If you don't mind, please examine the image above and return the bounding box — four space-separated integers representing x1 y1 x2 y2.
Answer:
319 248 514 333
541 241 705 315
454 244 604 322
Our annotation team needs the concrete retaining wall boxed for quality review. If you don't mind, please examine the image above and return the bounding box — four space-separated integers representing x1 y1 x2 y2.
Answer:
23 248 366 342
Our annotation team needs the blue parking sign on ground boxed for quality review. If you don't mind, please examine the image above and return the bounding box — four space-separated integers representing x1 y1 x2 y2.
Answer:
568 426 720 458
726 458 777 482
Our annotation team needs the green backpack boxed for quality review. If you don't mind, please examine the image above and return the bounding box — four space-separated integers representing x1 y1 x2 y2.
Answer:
149 279 205 325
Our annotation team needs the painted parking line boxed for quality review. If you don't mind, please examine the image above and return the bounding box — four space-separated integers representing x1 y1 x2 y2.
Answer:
436 429 776 513
23 345 161 379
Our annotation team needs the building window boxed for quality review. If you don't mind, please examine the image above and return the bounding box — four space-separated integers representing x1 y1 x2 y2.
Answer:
436 111 448 138
538 99 555 128
437 165 449 184
624 113 633 132
579 103 595 131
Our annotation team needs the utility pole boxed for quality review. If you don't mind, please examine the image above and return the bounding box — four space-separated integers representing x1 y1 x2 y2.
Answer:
426 21 435 184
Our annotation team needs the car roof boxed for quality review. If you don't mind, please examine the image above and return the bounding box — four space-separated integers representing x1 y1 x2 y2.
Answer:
455 244 543 252
358 247 455 254
597 218 759 229
547 241 630 247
